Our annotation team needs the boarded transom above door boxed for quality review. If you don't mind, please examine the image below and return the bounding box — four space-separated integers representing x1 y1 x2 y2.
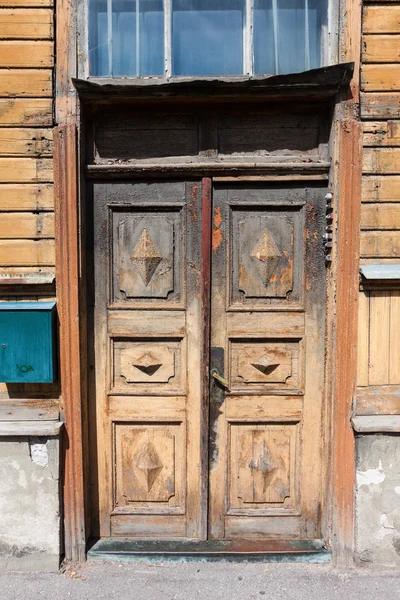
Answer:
88 179 327 542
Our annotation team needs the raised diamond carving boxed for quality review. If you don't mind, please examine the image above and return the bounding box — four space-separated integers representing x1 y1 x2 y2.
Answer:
133 353 162 376
251 357 280 376
250 229 281 284
134 441 163 492
131 229 162 285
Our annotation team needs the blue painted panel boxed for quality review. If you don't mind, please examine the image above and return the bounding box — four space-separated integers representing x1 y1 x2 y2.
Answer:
0 302 57 383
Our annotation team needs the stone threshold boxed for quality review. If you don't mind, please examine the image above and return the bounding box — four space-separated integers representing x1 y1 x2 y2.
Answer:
88 539 330 564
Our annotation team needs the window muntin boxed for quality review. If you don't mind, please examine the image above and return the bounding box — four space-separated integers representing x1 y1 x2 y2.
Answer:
88 0 328 78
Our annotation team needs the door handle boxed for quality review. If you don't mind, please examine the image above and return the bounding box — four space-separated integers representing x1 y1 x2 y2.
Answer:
211 369 229 390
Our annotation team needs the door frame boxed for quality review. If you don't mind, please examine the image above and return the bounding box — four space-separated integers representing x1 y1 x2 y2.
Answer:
54 0 362 565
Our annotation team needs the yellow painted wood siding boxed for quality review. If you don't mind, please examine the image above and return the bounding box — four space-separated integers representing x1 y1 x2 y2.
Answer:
358 1 400 396
0 3 54 271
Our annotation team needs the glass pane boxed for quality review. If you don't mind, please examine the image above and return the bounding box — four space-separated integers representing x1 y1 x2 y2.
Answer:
254 0 328 75
89 0 164 77
172 0 245 76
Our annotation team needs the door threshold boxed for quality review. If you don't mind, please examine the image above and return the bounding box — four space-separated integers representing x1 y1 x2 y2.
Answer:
87 539 330 564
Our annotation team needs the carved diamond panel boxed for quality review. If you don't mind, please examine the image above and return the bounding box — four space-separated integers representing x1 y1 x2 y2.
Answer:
230 424 297 509
112 210 182 302
230 339 302 390
231 208 303 305
131 229 163 286
114 424 183 508
120 346 175 384
250 229 282 285
112 339 183 393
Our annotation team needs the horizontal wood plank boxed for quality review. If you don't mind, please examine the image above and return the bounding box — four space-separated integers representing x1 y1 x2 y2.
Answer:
0 8 52 38
360 231 400 257
363 121 400 146
0 265 55 276
361 203 400 229
0 238 54 265
0 127 52 156
0 0 52 5
0 399 59 420
0 212 54 238
362 65 400 92
363 35 400 63
0 69 52 97
363 5 400 33
0 183 53 210
361 92 400 119
356 386 400 416
0 158 52 182
363 148 400 174
0 420 62 435
0 40 53 67
362 176 400 202
0 99 52 126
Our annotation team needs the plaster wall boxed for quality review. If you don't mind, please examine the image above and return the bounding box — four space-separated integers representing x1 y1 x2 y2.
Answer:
355 435 400 569
0 436 61 571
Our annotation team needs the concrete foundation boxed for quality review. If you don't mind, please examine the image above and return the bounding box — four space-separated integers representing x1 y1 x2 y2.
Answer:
0 436 61 571
355 434 400 569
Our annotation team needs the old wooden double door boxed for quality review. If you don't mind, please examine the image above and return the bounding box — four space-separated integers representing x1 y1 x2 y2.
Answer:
91 178 327 542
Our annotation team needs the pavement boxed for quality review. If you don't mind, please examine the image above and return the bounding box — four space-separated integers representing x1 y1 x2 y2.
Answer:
1 560 400 600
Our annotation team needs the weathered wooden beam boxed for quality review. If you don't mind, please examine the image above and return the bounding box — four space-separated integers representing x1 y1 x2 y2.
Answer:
361 203 400 229
54 124 86 562
0 212 54 238
331 119 362 566
0 41 53 68
362 175 400 202
363 148 400 174
362 65 400 92
0 69 52 97
0 183 53 210
0 8 53 38
363 5 400 33
356 386 400 416
363 35 400 63
363 121 400 146
0 99 53 126
0 128 53 156
361 93 400 119
360 231 400 257
0 158 53 182
0 239 55 265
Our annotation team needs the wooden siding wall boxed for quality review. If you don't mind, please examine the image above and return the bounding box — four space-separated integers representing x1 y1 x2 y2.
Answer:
0 0 56 405
0 0 54 272
357 0 400 413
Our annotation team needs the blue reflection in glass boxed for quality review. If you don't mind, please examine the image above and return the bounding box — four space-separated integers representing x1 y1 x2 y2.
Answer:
254 0 328 75
172 0 244 76
89 0 164 77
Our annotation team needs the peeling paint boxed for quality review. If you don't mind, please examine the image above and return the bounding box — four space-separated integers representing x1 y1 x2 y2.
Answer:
212 206 223 252
29 440 48 468
357 460 386 487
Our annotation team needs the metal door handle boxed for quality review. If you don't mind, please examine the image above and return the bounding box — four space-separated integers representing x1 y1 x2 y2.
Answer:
211 369 229 390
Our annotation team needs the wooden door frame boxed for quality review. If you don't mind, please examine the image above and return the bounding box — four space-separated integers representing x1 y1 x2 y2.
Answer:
55 0 363 565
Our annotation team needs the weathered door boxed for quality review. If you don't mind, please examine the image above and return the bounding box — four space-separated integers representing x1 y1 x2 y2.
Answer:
208 182 326 540
91 180 207 538
90 179 327 541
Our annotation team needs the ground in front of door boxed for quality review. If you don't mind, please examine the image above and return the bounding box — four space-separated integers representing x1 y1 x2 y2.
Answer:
1 561 400 599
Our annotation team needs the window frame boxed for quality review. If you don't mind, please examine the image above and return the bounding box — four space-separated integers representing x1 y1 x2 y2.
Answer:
78 0 338 81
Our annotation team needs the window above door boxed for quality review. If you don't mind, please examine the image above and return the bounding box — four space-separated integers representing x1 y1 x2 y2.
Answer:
88 0 329 78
